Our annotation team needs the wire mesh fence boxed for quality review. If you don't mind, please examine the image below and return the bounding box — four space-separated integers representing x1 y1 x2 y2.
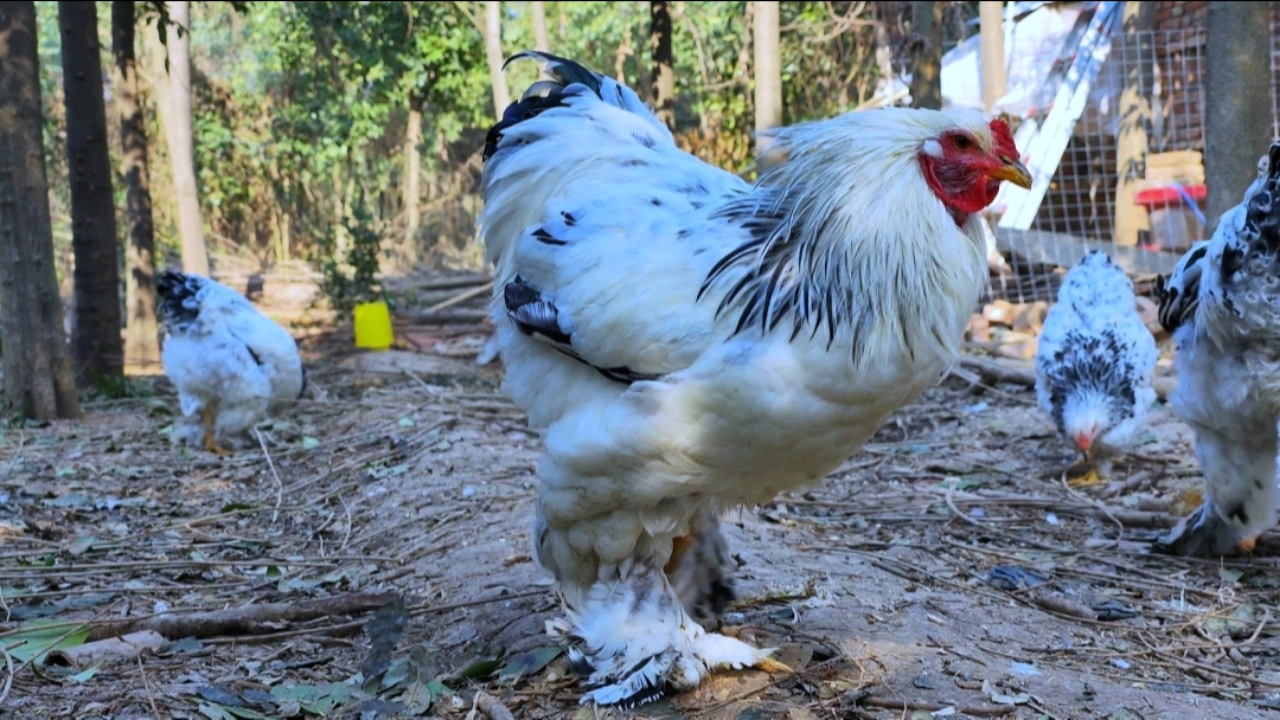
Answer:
987 18 1276 306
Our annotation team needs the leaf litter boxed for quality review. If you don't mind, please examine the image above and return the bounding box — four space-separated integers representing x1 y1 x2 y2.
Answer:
1 309 1279 717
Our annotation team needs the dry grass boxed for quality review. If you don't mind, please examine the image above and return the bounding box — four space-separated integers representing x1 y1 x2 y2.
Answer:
4 294 1280 719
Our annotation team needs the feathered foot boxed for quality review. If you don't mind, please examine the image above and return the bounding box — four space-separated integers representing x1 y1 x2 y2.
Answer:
1067 466 1104 487
1067 458 1112 488
1153 501 1253 558
201 408 231 455
552 571 789 709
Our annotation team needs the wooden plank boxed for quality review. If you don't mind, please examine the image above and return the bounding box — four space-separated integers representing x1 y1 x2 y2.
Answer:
993 227 1181 275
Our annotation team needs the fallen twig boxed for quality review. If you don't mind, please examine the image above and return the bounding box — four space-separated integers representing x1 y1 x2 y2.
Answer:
86 592 396 642
1101 470 1152 499
253 428 285 524
959 355 1035 388
48 630 167 670
0 645 12 707
401 274 493 293
403 309 489 325
138 653 162 720
427 281 494 313
859 694 1016 716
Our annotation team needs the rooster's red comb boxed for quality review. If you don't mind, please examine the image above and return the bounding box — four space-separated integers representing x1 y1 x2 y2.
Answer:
989 118 1017 156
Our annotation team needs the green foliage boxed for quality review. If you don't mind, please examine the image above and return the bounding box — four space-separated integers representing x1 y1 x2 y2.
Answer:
314 196 388 317
32 0 942 309
85 372 154 402
185 1 490 270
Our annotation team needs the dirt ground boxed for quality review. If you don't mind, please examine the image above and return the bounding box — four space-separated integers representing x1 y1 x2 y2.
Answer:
6 305 1280 719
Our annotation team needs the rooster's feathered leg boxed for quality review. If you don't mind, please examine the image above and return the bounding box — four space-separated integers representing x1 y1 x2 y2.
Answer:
549 558 787 709
535 503 787 708
665 509 737 630
1154 427 1279 557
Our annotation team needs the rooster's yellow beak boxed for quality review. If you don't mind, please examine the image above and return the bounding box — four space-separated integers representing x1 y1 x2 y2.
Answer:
989 158 1033 189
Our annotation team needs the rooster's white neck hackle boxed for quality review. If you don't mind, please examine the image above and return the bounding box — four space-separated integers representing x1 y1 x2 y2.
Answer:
701 107 993 368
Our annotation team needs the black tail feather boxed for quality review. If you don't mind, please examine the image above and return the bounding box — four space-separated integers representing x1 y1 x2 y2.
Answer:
483 51 606 162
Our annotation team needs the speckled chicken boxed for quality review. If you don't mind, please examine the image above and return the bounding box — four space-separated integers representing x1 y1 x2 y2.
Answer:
1154 144 1280 557
157 271 307 453
1034 250 1158 486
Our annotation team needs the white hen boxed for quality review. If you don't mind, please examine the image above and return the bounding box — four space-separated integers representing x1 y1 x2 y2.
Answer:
1034 250 1158 486
480 51 1031 707
157 271 306 454
1154 144 1280 557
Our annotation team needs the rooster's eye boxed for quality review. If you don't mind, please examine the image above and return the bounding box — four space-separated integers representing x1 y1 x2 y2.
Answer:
953 135 974 150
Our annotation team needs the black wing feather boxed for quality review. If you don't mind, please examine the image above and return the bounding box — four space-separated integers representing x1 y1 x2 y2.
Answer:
503 276 662 385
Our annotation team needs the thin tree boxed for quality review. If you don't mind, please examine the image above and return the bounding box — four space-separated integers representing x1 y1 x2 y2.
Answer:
650 0 675 131
484 1 510 118
113 0 161 371
403 89 422 246
59 0 125 380
0 1 83 420
1112 1 1154 247
753 0 782 169
531 0 549 52
909 1 943 110
1205 1 1273 225
164 0 209 276
979 0 1005 112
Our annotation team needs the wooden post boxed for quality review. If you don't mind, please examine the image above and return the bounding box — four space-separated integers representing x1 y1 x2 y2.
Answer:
1205 1 1273 227
1113 1 1154 247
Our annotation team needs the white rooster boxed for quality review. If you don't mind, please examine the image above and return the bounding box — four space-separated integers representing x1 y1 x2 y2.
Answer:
480 51 1031 706
1154 144 1280 557
1034 250 1158 487
157 271 307 454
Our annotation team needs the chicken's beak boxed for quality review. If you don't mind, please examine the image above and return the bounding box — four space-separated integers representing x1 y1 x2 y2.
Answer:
989 158 1033 189
1075 432 1093 453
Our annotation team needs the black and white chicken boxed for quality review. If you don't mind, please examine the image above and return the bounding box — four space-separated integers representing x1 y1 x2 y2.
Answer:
1154 143 1280 557
157 271 307 454
479 51 1031 706
1034 250 1158 486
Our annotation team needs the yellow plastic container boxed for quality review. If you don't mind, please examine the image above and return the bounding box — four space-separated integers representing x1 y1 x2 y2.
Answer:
353 300 394 351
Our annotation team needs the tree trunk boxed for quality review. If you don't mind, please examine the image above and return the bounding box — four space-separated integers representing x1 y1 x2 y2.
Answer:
484 1 510 119
650 0 675 130
59 0 125 381
1112 1 1154 248
164 0 209 276
531 0 549 52
909 1 943 110
112 0 161 372
979 0 1005 112
402 95 422 247
873 3 895 97
0 1 83 420
1206 2 1273 226
752 0 782 170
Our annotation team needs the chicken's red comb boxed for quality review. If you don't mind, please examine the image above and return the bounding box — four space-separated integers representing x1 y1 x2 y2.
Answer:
989 118 1017 156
